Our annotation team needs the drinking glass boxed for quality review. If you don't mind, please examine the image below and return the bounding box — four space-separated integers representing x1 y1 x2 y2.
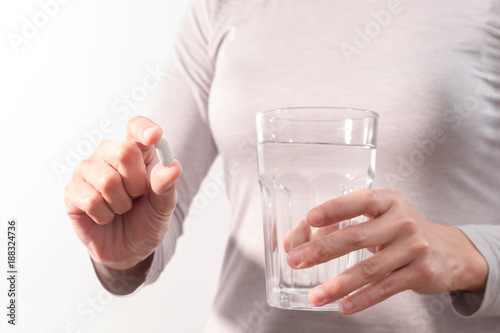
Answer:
256 107 378 310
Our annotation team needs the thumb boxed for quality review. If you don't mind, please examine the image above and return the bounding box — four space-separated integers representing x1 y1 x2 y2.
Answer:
149 159 182 216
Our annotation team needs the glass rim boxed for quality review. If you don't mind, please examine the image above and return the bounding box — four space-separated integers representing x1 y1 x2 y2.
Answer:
255 106 379 122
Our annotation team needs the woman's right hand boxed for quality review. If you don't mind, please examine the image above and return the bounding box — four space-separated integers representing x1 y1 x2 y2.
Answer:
64 116 182 271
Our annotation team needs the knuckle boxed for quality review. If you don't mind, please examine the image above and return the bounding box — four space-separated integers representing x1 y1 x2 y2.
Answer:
359 189 382 216
74 160 89 175
416 259 437 285
128 116 155 136
345 225 367 246
99 170 121 193
377 277 397 297
310 241 328 263
399 218 420 237
359 188 377 206
358 259 379 281
115 142 140 166
382 188 402 199
384 189 406 211
83 191 103 212
411 236 431 256
335 277 349 296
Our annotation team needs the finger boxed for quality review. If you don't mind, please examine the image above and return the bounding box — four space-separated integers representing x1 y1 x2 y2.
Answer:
95 141 148 198
310 224 339 241
308 240 413 307
126 115 163 150
79 160 133 215
271 221 278 252
287 211 397 269
306 189 396 227
65 175 115 225
283 220 312 253
337 266 416 315
148 159 182 216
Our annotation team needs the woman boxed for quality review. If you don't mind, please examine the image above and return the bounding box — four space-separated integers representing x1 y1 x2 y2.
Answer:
64 0 500 331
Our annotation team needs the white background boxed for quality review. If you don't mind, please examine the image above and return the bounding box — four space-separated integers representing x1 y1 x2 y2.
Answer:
0 1 231 332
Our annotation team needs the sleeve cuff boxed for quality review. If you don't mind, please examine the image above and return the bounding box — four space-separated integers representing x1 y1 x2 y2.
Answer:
90 207 184 296
90 252 155 297
451 225 500 318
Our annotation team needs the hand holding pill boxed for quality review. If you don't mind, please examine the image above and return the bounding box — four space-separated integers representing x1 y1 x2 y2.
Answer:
64 116 182 272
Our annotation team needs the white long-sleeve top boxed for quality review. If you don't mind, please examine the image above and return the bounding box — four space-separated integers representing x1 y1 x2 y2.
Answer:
102 0 500 331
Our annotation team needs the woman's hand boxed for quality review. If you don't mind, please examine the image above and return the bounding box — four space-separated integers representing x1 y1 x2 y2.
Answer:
286 189 488 314
64 116 182 271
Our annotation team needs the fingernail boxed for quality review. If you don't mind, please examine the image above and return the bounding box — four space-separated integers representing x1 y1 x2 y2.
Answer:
307 209 323 226
339 300 354 314
143 127 155 141
310 288 325 305
287 250 301 268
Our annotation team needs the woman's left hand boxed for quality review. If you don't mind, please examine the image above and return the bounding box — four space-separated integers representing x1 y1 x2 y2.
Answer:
286 189 488 314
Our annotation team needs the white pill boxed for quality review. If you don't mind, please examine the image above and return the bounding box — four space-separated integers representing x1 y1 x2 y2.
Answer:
155 137 175 167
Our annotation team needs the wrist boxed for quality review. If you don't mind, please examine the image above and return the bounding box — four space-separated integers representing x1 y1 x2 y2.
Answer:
449 227 488 292
93 252 154 275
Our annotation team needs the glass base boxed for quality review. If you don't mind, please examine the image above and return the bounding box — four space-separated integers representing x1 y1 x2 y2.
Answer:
267 286 340 311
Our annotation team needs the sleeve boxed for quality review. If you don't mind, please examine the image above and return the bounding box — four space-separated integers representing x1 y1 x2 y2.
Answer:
451 224 500 318
144 0 219 287
92 0 220 295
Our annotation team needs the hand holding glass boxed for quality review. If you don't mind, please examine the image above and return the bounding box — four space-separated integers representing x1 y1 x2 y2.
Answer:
256 107 378 311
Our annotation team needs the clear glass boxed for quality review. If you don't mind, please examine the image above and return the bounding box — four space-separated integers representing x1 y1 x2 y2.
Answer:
255 107 378 311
